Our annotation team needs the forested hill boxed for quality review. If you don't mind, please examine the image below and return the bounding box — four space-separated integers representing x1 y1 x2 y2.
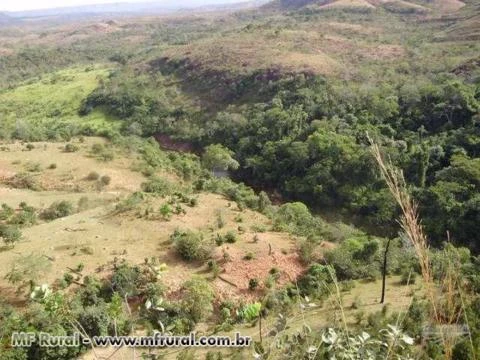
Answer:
0 0 479 252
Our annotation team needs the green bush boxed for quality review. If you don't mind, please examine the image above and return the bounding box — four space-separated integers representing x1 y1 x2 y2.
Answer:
182 277 214 322
224 231 237 243
171 229 212 261
0 225 22 246
159 203 173 220
248 278 259 291
64 143 79 153
324 237 381 281
113 192 144 213
110 263 141 297
9 202 37 227
243 252 254 260
40 200 74 220
298 264 333 297
77 305 110 337
400 268 417 285
63 272 74 286
141 176 173 196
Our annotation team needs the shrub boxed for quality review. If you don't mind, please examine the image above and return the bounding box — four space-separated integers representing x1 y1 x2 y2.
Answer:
215 233 224 246
0 203 14 220
298 264 333 297
25 143 35 151
86 171 100 181
207 260 220 278
215 210 225 229
171 229 212 261
25 162 42 173
99 150 114 162
224 231 237 244
7 173 41 191
113 192 144 213
40 200 74 220
91 143 103 153
100 175 111 186
273 202 323 236
78 196 89 211
141 176 173 196
324 238 381 281
298 238 317 264
110 263 141 297
182 277 214 322
249 278 259 291
64 143 79 153
243 252 254 260
63 272 74 286
400 268 417 285
0 225 22 246
48 163 57 169
91 143 115 161
77 305 110 336
159 204 173 220
9 203 37 227
238 302 261 322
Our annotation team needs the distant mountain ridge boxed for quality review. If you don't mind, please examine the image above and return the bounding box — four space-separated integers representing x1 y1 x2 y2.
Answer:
264 0 464 13
5 0 267 18
0 12 17 24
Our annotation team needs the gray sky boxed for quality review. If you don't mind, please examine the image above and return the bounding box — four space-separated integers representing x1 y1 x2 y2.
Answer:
1 0 238 12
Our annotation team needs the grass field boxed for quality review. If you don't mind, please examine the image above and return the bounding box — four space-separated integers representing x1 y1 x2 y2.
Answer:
0 137 305 303
0 65 119 136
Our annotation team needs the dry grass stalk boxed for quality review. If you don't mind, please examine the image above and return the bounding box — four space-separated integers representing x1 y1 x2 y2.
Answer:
368 137 465 359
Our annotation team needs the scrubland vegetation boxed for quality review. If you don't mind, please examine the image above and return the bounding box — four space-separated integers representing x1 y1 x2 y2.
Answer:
0 0 479 359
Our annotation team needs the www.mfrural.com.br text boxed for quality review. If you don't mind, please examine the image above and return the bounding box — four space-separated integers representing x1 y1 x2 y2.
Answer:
11 332 252 348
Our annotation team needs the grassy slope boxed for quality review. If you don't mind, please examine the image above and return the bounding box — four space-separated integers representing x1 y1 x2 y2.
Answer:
0 65 119 134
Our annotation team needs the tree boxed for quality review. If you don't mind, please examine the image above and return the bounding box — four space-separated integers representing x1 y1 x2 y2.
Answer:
202 144 239 172
380 238 392 304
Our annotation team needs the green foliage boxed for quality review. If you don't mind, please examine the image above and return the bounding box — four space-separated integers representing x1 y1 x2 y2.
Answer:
182 277 214 323
78 304 110 337
110 263 141 297
171 229 212 261
1 202 37 227
0 225 22 246
298 264 333 297
159 203 173 220
238 302 261 322
224 231 238 244
324 236 382 281
248 278 259 291
40 201 74 221
273 202 324 237
64 143 79 153
202 144 239 171
141 176 173 196
113 192 144 214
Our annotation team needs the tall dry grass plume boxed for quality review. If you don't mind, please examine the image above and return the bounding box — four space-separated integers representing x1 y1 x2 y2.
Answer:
368 136 472 360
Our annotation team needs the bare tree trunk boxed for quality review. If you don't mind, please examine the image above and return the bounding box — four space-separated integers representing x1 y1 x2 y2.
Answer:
380 238 392 304
259 312 263 345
